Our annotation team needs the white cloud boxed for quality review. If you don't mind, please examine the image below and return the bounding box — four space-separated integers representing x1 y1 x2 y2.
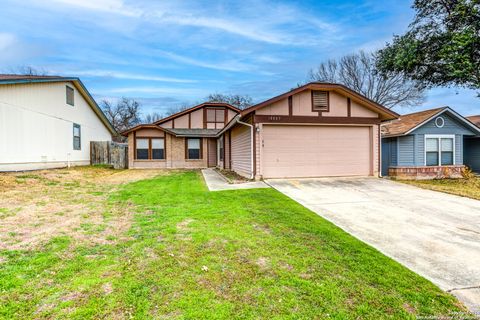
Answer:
105 86 207 96
62 69 196 83
50 0 141 17
35 0 338 46
0 33 43 66
154 50 255 72
0 32 16 50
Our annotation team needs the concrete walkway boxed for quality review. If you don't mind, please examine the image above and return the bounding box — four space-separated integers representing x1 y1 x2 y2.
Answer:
201 168 269 191
267 177 480 313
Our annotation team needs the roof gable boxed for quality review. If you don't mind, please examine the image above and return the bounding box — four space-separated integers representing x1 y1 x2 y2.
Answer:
154 102 240 125
382 107 480 137
241 82 399 121
0 74 116 135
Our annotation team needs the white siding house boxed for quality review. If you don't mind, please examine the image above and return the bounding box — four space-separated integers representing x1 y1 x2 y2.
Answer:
0 75 115 171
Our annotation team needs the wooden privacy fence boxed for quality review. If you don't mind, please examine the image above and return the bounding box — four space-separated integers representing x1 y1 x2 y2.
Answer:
90 141 128 169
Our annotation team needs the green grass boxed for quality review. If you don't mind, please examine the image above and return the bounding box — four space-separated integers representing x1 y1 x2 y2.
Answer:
402 177 480 200
0 171 467 319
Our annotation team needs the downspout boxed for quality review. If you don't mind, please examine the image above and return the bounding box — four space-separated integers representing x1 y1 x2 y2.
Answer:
378 128 382 178
237 119 255 180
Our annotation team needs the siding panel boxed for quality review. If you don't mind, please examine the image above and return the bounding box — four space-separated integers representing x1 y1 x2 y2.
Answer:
231 124 251 178
398 135 415 166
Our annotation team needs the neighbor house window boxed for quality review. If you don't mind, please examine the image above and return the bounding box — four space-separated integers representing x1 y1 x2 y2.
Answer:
73 123 81 150
186 138 202 160
135 138 165 160
206 108 225 129
425 136 454 166
312 90 329 111
66 86 74 106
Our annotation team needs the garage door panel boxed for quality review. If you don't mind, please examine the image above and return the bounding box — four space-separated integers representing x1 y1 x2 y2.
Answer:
262 125 371 178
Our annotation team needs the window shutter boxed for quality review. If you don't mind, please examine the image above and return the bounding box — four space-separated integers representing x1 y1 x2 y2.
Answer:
312 90 328 111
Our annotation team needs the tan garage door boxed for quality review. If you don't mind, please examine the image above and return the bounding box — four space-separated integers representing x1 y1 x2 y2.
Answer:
262 125 372 178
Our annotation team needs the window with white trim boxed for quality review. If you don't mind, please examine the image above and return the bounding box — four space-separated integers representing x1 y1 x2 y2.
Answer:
425 136 454 166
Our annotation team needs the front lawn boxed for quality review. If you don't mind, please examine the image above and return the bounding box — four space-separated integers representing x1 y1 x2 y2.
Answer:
402 177 480 200
0 168 468 319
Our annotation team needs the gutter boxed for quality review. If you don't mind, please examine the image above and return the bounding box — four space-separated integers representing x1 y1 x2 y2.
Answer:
237 118 255 180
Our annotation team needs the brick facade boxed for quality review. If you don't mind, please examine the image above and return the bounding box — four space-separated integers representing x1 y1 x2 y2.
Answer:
129 132 208 169
388 165 465 180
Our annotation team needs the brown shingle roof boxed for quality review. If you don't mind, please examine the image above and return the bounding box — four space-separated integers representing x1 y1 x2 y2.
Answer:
382 107 447 137
0 74 63 81
467 115 480 128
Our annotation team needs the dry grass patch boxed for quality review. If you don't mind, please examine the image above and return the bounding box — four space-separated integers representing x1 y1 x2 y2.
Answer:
401 177 480 200
0 166 166 250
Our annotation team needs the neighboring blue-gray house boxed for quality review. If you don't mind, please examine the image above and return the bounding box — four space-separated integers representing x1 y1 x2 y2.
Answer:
381 107 480 179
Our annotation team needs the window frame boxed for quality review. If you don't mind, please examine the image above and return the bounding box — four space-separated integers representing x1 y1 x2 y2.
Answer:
134 137 165 160
73 123 81 150
185 138 203 160
424 134 455 166
66 85 75 106
311 90 329 112
205 108 226 129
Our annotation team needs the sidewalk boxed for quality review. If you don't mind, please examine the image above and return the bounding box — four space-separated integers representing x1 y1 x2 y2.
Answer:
201 168 269 191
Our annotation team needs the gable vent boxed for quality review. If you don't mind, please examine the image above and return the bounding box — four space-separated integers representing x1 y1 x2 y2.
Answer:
312 90 329 111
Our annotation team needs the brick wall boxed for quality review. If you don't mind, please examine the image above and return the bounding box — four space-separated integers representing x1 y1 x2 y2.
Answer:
129 132 208 169
389 165 465 180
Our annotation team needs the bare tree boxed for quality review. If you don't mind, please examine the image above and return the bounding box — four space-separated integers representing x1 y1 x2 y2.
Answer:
164 103 192 117
11 65 48 76
205 93 253 110
142 112 163 123
308 51 426 109
101 98 142 140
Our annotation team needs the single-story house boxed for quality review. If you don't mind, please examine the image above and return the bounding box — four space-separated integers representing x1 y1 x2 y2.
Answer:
123 82 399 179
465 115 480 172
0 74 116 171
381 107 480 179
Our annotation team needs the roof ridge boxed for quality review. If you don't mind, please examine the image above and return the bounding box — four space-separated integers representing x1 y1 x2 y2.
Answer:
397 106 448 118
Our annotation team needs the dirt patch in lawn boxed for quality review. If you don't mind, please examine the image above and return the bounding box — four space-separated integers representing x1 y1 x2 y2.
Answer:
215 169 251 184
0 167 166 250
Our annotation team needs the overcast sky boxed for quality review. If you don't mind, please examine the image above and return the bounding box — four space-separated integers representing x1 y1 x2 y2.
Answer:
1 0 479 116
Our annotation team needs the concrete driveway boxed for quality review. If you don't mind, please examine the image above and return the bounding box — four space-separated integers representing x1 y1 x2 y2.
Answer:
266 177 480 312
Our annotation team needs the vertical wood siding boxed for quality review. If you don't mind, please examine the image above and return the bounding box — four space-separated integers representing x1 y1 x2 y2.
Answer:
231 125 251 178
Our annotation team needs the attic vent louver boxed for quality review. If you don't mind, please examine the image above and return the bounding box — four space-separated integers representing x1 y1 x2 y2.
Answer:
312 90 329 111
